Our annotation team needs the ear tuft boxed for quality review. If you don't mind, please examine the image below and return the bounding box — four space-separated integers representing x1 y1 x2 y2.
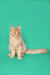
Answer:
17 25 21 30
11 25 14 31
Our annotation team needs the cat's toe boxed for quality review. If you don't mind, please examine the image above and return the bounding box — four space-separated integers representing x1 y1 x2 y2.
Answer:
17 56 22 59
10 55 14 58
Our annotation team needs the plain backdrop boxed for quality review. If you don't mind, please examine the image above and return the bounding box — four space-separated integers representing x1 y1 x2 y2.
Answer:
0 0 50 75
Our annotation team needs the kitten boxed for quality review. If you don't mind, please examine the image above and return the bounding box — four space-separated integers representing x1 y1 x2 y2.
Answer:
9 25 48 59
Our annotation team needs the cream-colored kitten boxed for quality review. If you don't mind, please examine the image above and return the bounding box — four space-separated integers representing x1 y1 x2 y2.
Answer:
9 25 48 59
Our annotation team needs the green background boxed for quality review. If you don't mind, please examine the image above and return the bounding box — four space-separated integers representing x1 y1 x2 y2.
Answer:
0 0 50 75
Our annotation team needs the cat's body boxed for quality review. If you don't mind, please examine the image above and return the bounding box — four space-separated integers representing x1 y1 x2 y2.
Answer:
9 34 26 54
9 25 48 59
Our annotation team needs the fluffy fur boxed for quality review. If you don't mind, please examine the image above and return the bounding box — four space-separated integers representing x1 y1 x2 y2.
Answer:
9 25 48 59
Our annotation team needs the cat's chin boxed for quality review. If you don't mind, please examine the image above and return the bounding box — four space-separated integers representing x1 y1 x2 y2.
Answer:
14 35 21 39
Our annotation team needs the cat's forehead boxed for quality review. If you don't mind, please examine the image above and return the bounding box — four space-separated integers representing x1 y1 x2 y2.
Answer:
14 28 19 32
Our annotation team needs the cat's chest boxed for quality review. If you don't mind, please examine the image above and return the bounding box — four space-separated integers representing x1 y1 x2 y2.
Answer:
10 36 22 46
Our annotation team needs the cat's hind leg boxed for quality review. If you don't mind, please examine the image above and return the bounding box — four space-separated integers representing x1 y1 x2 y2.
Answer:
9 44 15 58
8 53 12 56
21 53 24 56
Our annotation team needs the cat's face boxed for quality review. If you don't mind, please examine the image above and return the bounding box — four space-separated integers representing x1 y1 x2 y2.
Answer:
10 25 21 37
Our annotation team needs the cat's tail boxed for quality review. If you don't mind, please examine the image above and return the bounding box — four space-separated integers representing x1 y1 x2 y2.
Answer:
25 48 48 54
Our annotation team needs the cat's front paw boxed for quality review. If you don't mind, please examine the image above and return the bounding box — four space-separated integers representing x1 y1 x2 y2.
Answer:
10 55 14 58
17 56 22 59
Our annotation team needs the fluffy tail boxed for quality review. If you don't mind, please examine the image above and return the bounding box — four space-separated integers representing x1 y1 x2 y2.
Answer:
25 48 48 54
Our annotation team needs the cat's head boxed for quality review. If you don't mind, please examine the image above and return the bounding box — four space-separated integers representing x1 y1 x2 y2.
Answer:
10 25 21 37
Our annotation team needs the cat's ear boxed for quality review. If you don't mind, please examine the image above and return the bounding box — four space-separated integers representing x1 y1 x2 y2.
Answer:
17 25 21 35
17 25 21 30
11 25 14 31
